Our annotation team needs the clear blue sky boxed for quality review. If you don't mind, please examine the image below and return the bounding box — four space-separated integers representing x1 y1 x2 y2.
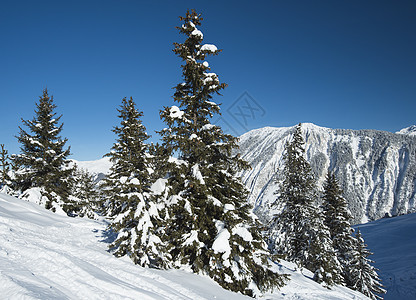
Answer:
1 0 415 161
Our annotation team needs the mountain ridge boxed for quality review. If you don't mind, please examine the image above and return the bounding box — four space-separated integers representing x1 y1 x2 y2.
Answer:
237 123 416 224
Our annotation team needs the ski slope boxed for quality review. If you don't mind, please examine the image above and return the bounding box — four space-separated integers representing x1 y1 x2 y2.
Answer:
0 192 367 299
357 213 416 300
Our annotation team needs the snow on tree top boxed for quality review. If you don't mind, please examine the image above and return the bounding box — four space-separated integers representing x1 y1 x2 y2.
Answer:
169 106 184 119
191 29 203 39
201 44 218 52
203 61 209 68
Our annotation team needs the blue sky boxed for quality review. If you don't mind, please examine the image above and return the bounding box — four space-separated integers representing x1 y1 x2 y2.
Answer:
1 0 415 161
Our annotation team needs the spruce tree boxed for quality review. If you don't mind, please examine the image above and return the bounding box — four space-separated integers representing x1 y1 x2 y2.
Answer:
13 88 73 210
0 144 11 188
349 229 386 300
268 123 343 286
102 97 164 267
157 10 287 296
322 171 356 283
65 167 100 218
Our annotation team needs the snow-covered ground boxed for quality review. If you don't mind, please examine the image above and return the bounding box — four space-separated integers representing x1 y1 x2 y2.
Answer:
0 193 367 299
357 213 416 300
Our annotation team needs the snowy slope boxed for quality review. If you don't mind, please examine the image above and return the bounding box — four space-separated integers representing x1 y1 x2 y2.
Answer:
237 123 416 224
358 213 416 300
0 193 367 299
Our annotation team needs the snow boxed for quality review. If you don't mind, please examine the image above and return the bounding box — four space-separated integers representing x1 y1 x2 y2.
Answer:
357 213 416 300
232 226 253 242
182 230 203 247
0 192 368 299
150 178 167 196
202 124 215 131
202 72 218 85
129 178 141 185
169 105 184 119
396 125 416 136
191 164 205 184
191 29 203 39
201 44 218 52
224 203 235 212
202 61 209 68
212 228 231 260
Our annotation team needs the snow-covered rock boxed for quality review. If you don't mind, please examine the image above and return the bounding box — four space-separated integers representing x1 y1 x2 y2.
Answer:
237 123 416 224
396 125 416 136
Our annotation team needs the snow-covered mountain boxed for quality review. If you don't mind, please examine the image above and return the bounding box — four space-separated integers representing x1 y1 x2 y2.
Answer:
71 157 111 182
0 193 367 299
396 125 416 136
237 123 416 224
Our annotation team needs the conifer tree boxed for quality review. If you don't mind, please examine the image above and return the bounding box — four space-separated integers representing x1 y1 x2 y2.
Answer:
348 229 386 300
0 144 11 188
65 167 100 218
269 123 343 286
322 171 356 283
102 97 164 267
157 10 287 296
13 88 73 210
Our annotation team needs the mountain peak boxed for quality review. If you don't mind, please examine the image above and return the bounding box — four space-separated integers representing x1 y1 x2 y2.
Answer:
397 125 416 136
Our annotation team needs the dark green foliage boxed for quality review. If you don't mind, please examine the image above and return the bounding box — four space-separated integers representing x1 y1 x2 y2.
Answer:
148 142 170 182
0 144 11 187
13 88 73 210
158 9 287 296
64 167 100 218
101 97 151 216
269 123 342 287
322 171 356 284
102 97 164 267
348 229 386 299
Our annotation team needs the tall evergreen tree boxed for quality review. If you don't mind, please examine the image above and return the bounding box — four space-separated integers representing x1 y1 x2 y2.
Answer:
322 171 356 283
0 144 11 188
101 97 164 267
268 123 343 286
348 229 386 299
13 88 72 210
157 10 287 296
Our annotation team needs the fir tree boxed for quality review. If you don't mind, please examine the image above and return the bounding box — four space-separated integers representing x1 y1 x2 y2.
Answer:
158 10 287 296
13 88 73 210
0 144 11 188
349 229 386 300
269 123 343 286
102 97 164 267
65 167 100 218
322 171 356 284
